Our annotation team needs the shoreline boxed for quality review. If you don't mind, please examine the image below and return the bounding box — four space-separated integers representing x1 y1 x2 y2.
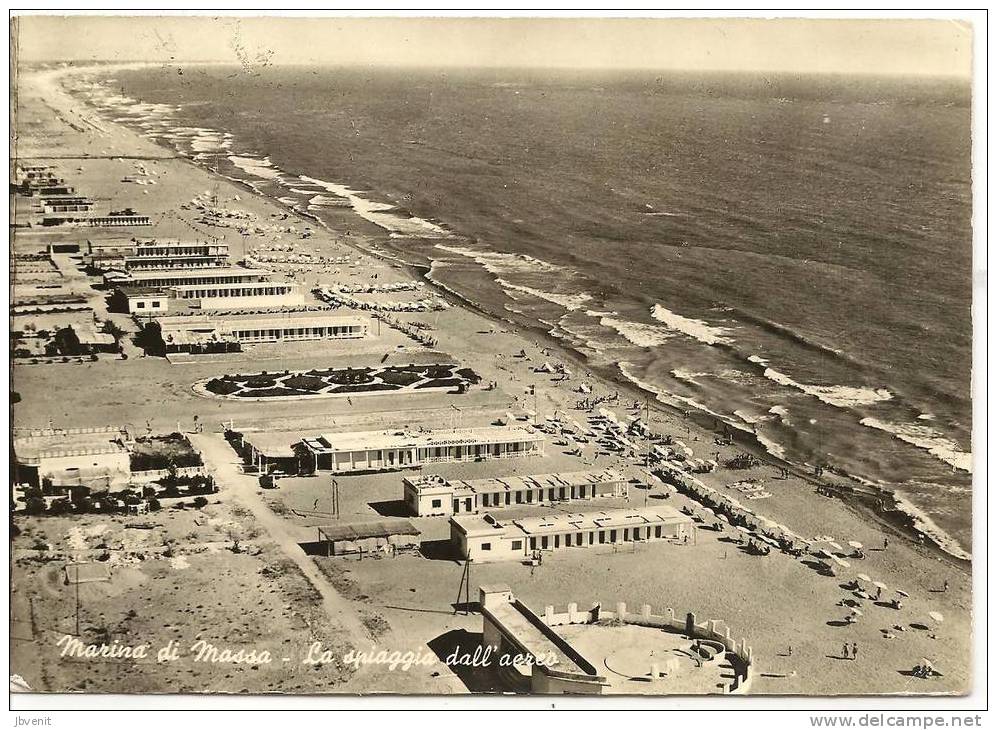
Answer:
30 62 971 567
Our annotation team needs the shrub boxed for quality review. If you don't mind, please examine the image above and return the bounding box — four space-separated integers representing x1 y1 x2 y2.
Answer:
192 496 209 509
378 369 423 387
283 374 329 392
205 378 242 396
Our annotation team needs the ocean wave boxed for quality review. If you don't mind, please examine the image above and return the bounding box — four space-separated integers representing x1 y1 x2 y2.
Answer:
859 417 972 473
598 316 673 347
228 155 284 181
650 304 733 345
301 175 453 238
763 367 893 408
435 243 562 275
494 279 592 311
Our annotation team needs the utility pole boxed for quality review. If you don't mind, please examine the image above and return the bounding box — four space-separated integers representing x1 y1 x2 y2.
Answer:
73 564 80 636
453 559 472 615
331 478 340 520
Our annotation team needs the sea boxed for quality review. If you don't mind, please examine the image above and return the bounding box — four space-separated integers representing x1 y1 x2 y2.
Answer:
58 64 974 558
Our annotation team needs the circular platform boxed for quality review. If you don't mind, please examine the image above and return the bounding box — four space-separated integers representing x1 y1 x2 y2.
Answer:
603 645 696 679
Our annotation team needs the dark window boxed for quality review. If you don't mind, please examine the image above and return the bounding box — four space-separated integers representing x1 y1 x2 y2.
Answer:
431 499 441 508
511 540 522 551
481 542 491 551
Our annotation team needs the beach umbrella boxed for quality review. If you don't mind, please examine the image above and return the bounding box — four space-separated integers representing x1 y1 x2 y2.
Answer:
873 581 888 591
827 541 843 551
736 526 752 534
850 607 863 616
896 590 910 598
857 573 872 583
928 611 944 623
848 540 863 549
836 558 851 569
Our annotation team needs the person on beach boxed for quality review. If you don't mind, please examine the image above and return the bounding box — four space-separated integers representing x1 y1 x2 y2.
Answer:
842 643 850 660
851 643 858 661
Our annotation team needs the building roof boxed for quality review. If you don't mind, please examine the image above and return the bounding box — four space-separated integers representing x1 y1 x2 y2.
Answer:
109 267 269 283
157 312 365 333
70 326 116 346
14 429 128 462
454 469 624 495
452 506 691 540
305 426 542 455
449 513 509 538
513 506 691 536
241 432 298 459
408 469 623 498
171 281 296 293
317 519 421 543
120 286 169 298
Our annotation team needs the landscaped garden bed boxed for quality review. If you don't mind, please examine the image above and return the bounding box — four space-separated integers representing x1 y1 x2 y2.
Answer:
129 433 204 471
195 363 479 400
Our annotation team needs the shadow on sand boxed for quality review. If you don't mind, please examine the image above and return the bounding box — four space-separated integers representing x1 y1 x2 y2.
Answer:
368 499 412 518
427 629 509 694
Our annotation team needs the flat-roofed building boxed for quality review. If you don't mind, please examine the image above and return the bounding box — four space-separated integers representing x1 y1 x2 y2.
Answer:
299 426 545 475
450 506 694 563
41 196 95 214
151 312 367 354
85 211 152 227
171 281 305 310
114 287 170 315
13 427 132 488
105 266 270 289
85 238 230 272
404 469 627 517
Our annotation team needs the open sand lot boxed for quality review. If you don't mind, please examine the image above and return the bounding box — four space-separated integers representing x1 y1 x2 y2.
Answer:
10 65 973 697
10 503 362 694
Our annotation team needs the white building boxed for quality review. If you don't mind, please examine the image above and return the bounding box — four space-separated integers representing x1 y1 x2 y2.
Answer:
105 266 270 289
403 469 627 517
450 506 694 563
153 312 368 354
13 427 132 487
299 426 545 474
171 281 305 310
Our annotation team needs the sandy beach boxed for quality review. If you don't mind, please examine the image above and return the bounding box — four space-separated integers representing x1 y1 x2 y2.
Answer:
10 63 973 696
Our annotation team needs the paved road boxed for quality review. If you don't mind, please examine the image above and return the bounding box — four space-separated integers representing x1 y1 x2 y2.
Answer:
188 432 373 645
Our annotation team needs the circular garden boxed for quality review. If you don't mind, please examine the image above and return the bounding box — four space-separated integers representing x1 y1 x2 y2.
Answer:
197 363 481 399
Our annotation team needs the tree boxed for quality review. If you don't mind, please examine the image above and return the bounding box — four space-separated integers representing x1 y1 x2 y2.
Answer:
24 496 46 516
148 498 161 512
48 499 73 515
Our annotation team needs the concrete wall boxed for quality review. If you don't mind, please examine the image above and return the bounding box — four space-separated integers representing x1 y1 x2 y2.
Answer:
128 465 207 484
540 601 754 694
34 451 132 488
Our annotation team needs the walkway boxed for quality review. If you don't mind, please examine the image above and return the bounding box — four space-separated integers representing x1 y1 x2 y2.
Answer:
188 432 372 644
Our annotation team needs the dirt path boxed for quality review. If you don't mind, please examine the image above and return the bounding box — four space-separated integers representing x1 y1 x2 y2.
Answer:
188 432 373 646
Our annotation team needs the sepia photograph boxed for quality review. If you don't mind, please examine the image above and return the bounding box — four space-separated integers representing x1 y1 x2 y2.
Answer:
7 10 985 717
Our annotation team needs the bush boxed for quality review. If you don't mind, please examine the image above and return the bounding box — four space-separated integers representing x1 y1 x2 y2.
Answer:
205 378 242 396
378 369 424 387
282 374 328 392
148 498 161 511
192 496 209 509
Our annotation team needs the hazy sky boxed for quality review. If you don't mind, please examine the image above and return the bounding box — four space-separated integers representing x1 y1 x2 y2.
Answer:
14 16 973 77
